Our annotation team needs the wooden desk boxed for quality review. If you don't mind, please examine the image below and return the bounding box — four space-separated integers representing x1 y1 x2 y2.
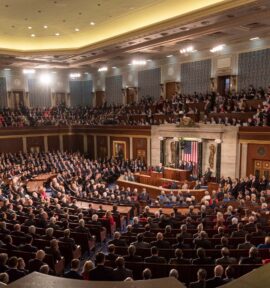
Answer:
76 200 132 221
26 173 56 193
117 176 206 201
164 167 190 181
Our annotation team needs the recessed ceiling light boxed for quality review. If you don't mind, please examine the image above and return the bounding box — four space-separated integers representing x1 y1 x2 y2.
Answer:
4 68 11 71
28 26 32 29
210 44 225 53
166 55 173 58
31 34 36 37
55 33 60 36
90 22 95 26
75 28 80 32
250 37 260 41
43 25 48 29
112 66 117 69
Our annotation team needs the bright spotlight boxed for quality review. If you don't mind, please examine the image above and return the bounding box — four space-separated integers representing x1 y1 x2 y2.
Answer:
39 73 52 85
23 69 36 74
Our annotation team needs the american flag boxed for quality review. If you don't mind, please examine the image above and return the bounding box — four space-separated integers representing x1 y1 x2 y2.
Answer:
182 141 198 163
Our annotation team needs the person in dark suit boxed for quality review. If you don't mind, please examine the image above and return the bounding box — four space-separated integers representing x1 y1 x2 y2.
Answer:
108 232 127 247
192 248 213 265
143 224 155 238
45 239 62 263
113 257 133 281
172 235 190 249
150 232 170 249
10 224 26 238
131 233 150 249
89 252 114 281
230 223 247 238
155 163 164 173
144 246 166 263
215 247 237 265
74 219 91 239
4 235 18 251
169 248 191 264
123 245 143 262
0 253 8 273
64 259 83 280
19 235 38 253
189 268 207 288
6 256 26 283
28 250 46 273
206 265 224 288
237 234 254 250
193 231 212 249
222 265 235 285
239 247 262 264
106 244 118 262
59 229 77 250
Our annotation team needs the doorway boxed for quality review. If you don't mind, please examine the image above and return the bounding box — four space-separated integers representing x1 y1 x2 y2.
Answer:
217 75 231 95
254 160 270 179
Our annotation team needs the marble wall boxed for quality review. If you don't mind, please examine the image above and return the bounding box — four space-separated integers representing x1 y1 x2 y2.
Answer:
151 124 239 178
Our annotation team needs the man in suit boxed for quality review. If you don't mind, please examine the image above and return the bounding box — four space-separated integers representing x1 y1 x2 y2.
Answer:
131 233 150 249
179 224 192 239
123 245 143 262
28 250 46 273
143 224 155 238
237 233 254 250
108 232 127 247
113 257 133 281
6 256 26 283
230 223 247 238
193 231 212 249
144 246 166 263
206 265 224 288
74 219 91 239
239 247 262 264
11 224 26 238
0 253 8 273
89 252 114 281
64 259 83 280
169 248 190 264
192 248 213 265
19 235 38 253
215 247 237 265
189 268 207 288
59 229 77 250
106 244 118 262
150 232 170 249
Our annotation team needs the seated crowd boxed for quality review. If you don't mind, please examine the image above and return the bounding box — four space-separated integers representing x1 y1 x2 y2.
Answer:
0 151 270 287
0 84 270 128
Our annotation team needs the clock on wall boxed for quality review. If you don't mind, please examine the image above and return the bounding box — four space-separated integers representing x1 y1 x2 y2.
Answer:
257 146 266 156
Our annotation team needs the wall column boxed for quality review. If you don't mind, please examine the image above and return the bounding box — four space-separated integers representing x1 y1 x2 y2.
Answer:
129 137 133 160
22 137 27 153
215 139 222 182
94 135 97 159
174 137 179 168
83 134 87 153
107 136 110 158
198 140 203 178
44 136 48 152
240 143 248 177
147 137 151 166
59 135 63 152
159 137 165 165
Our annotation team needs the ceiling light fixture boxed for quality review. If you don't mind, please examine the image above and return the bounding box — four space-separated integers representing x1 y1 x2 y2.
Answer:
131 60 146 66
180 46 195 54
166 55 173 58
112 66 117 69
90 22 95 26
4 68 11 71
43 25 48 29
23 69 36 75
98 66 108 72
28 26 32 29
250 37 260 41
69 73 81 79
55 32 60 36
31 34 36 37
210 44 225 53
75 28 80 32
39 73 52 85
